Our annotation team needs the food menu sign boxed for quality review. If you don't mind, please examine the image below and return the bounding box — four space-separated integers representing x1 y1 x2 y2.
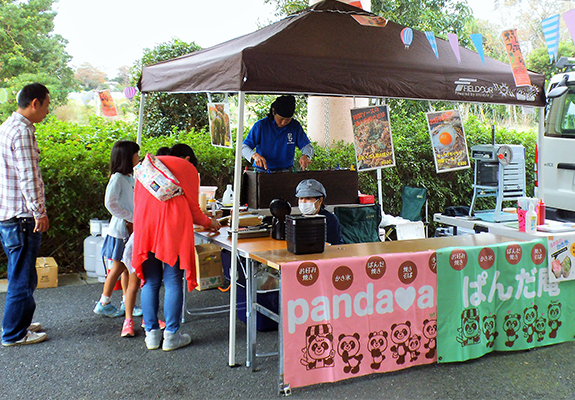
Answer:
207 103 232 148
547 234 575 283
426 110 470 173
350 105 395 171
281 250 437 389
436 239 575 363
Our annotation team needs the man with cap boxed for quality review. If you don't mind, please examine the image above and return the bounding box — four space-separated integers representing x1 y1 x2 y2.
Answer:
296 179 343 245
243 95 314 172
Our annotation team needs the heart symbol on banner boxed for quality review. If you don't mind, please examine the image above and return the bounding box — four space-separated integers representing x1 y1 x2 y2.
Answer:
395 287 416 311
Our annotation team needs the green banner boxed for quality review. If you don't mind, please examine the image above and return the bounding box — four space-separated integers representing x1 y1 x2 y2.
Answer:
436 239 575 363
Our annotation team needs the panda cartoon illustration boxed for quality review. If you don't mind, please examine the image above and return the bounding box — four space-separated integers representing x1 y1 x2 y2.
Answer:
503 313 521 347
337 333 363 374
547 301 562 339
422 319 437 359
522 305 538 343
390 321 411 365
367 330 388 369
407 334 421 362
535 316 546 342
482 315 498 349
300 324 335 371
456 308 481 347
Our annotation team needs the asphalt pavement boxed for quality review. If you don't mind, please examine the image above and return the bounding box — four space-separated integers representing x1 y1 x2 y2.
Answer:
1 274 575 399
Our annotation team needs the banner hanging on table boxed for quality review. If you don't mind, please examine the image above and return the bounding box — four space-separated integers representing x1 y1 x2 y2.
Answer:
436 239 575 363
350 105 395 171
281 250 437 389
98 90 117 117
426 110 470 173
207 102 232 148
502 29 532 87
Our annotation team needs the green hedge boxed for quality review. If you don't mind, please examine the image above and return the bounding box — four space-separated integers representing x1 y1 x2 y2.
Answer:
0 114 537 276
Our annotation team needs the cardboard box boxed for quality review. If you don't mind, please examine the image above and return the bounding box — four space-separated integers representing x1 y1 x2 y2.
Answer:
195 243 224 291
35 257 58 289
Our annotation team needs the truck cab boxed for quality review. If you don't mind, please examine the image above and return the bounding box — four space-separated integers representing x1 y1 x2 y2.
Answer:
537 58 575 221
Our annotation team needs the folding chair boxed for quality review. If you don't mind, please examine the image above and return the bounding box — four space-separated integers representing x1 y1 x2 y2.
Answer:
333 204 382 244
382 186 428 240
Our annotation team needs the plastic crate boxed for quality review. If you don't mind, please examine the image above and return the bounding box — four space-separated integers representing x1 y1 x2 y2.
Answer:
221 250 278 331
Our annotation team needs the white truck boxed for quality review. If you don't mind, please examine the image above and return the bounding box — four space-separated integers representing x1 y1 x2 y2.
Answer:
537 57 575 221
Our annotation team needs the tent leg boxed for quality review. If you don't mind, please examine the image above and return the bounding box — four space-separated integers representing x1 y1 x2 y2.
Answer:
229 91 245 367
137 94 146 145
377 167 383 221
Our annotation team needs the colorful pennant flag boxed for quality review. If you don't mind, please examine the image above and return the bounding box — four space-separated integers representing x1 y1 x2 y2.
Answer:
542 15 560 63
470 33 485 65
563 9 575 48
425 31 439 58
502 29 531 87
447 33 461 63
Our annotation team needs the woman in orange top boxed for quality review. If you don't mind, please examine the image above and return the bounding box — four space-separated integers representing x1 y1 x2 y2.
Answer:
132 144 220 351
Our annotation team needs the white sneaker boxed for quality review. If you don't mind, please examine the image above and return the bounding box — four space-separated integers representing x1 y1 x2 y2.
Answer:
28 323 42 332
2 331 47 347
162 330 191 351
145 329 162 350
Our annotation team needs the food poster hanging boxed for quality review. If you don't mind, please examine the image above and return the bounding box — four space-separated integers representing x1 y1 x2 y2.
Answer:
547 234 575 282
281 250 437 389
350 105 396 171
207 102 232 148
98 90 117 117
426 110 470 173
436 239 575 364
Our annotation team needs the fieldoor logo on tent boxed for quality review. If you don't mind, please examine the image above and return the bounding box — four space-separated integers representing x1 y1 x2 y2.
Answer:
454 78 539 102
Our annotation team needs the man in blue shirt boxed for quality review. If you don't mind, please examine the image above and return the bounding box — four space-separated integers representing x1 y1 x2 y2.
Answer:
242 95 314 172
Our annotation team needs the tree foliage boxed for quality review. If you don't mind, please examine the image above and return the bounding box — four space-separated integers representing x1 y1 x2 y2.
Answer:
0 0 76 119
74 63 107 90
527 41 575 80
130 38 212 137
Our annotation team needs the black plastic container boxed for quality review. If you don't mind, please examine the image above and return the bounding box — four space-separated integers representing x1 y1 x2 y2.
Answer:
286 214 326 254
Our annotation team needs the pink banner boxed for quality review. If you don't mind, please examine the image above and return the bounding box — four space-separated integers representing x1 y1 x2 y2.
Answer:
281 250 437 389
563 9 575 48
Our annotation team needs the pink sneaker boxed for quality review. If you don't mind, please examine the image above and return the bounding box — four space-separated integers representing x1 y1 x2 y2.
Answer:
121 319 134 337
141 318 166 330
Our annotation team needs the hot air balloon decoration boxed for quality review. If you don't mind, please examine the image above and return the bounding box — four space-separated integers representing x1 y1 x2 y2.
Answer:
123 86 138 100
401 27 413 49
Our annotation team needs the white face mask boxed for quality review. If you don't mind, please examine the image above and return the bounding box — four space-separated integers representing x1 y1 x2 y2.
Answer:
299 200 318 216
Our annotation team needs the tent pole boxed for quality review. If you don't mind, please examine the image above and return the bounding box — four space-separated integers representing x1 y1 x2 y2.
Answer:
377 167 383 217
137 94 146 145
229 91 245 367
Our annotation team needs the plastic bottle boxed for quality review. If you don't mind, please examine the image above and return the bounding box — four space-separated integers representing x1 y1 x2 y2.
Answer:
538 199 546 225
222 184 234 207
525 203 537 234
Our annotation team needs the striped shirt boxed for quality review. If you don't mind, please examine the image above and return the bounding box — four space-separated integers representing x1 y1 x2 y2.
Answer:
0 112 46 221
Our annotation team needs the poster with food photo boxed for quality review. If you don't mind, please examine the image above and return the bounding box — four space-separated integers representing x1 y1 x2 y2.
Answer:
426 110 470 173
547 234 575 282
208 102 231 148
350 105 395 171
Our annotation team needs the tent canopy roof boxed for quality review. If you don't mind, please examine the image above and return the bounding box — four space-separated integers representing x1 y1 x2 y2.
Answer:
139 0 545 107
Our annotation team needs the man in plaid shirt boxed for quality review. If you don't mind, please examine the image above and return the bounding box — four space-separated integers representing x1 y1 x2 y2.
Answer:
0 83 51 346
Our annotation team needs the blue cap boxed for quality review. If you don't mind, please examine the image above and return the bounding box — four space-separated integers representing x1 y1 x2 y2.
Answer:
295 179 326 198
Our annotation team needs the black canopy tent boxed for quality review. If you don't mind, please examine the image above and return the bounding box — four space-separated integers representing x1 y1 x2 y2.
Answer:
136 0 546 367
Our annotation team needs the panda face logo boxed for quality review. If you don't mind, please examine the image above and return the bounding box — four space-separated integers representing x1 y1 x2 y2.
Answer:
548 303 561 321
309 335 333 360
463 316 480 338
391 322 411 344
523 306 537 325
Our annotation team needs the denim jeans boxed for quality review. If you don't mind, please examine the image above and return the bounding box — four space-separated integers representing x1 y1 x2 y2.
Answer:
0 217 42 343
140 253 183 334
